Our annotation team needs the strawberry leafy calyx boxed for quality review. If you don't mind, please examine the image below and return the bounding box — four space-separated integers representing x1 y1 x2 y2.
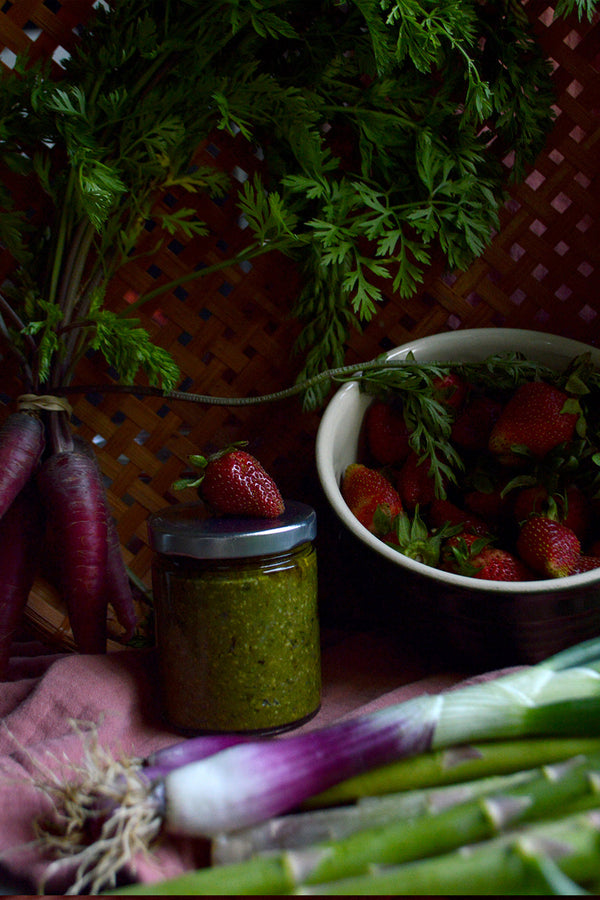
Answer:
562 397 585 436
499 438 591 513
445 533 495 578
385 506 461 568
173 442 249 492
372 504 398 537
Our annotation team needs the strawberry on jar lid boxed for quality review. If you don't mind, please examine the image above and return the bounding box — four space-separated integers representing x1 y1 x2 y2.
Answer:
172 444 285 519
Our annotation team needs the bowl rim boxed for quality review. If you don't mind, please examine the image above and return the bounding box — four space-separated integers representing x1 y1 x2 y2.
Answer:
316 327 600 595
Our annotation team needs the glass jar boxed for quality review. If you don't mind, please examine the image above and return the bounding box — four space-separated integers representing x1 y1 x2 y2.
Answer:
147 501 320 734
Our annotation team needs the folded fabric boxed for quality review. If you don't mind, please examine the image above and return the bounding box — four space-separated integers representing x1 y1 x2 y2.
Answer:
0 632 464 893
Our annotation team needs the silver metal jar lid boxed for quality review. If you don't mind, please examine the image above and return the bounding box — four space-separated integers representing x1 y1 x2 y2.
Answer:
147 500 317 559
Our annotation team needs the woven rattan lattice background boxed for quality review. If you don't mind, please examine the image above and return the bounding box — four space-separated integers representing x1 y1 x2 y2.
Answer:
0 0 599 596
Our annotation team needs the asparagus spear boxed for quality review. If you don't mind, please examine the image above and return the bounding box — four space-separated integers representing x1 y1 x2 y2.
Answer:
293 751 600 888
305 809 600 895
212 769 538 865
303 735 600 808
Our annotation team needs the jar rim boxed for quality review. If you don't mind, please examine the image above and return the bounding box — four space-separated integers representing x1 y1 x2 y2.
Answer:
147 500 317 559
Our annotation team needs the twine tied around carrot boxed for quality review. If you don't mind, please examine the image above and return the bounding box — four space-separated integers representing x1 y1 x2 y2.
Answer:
18 394 73 415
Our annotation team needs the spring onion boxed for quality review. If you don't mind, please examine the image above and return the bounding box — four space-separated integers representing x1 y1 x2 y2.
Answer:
143 733 252 776
38 636 600 893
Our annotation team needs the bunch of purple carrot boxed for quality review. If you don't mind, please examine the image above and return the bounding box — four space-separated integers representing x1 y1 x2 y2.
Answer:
0 402 137 677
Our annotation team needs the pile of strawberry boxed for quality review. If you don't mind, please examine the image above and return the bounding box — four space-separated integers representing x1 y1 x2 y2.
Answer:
341 353 600 582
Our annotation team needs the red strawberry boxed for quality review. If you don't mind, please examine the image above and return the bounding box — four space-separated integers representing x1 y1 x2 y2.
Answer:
443 533 532 581
182 446 285 518
342 463 403 534
589 538 600 557
364 400 411 466
463 485 512 531
432 373 469 411
516 515 581 578
569 555 600 575
488 381 579 465
428 498 490 536
562 484 592 540
396 451 438 510
513 484 549 525
467 546 533 582
513 483 591 540
451 395 504 451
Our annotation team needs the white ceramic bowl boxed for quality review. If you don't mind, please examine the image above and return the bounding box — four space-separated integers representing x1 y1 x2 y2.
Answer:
316 328 600 664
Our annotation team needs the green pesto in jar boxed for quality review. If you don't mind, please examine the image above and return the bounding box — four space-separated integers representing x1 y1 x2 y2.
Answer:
148 502 320 734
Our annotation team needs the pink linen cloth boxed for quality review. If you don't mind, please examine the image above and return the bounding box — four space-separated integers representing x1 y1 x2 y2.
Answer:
0 632 465 893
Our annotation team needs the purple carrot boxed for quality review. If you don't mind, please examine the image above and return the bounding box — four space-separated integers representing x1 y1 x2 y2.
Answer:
104 512 138 641
0 481 45 678
0 411 45 520
73 435 138 640
37 451 109 654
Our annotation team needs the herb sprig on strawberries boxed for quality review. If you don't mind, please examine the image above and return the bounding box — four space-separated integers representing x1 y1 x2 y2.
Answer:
353 351 561 497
